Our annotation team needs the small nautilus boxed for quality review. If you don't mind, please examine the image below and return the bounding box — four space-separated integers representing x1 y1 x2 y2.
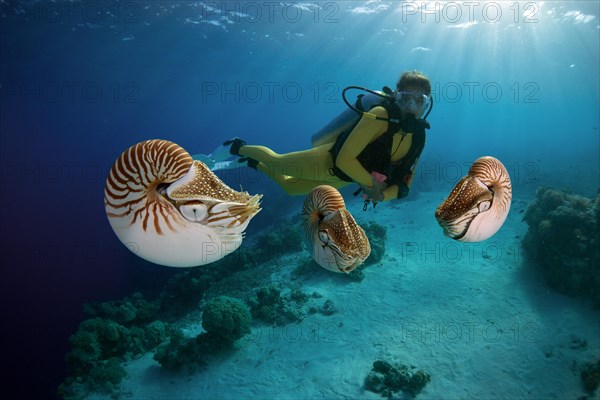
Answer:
301 185 371 273
435 156 512 242
104 139 262 267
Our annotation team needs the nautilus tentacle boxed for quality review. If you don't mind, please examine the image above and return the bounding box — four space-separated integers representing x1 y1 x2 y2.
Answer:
301 185 370 273
104 139 262 267
435 156 511 242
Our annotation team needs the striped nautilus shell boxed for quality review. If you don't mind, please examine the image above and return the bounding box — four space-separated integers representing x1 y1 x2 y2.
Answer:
104 140 262 267
435 156 512 242
301 185 371 273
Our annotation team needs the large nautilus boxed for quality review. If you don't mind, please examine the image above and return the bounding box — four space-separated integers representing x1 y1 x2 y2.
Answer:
104 139 262 267
435 156 512 242
301 185 371 273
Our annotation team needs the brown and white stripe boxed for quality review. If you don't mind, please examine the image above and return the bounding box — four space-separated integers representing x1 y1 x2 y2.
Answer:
105 140 192 235
104 139 262 267
301 185 346 246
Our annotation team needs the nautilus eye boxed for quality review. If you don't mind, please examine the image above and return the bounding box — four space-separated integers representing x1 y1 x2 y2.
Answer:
318 231 330 244
435 156 512 242
104 139 262 267
478 201 491 213
301 185 371 273
178 202 208 222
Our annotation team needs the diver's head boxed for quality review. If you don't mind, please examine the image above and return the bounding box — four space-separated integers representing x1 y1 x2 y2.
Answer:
396 71 431 119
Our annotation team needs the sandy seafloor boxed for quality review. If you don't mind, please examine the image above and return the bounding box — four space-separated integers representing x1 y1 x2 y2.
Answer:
89 190 600 400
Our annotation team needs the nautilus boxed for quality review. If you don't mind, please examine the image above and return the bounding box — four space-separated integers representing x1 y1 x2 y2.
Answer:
301 185 371 273
104 140 262 267
435 156 512 242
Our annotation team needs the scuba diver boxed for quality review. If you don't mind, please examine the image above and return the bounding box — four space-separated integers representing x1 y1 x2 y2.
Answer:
199 71 432 209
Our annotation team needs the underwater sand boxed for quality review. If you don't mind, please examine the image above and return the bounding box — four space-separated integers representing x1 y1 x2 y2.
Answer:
89 190 599 400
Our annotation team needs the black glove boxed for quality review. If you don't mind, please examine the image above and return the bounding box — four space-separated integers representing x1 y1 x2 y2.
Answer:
237 156 258 170
397 181 410 199
223 137 246 156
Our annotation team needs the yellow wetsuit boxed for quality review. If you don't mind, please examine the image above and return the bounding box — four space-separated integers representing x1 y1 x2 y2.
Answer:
238 106 420 201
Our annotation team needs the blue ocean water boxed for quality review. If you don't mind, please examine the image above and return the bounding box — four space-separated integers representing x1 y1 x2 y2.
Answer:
0 1 598 399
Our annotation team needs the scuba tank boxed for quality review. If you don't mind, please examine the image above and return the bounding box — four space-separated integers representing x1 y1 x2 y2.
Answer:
311 87 395 147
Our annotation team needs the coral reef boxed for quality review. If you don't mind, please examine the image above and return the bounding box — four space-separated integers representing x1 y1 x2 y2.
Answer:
201 296 252 344
153 327 206 372
216 219 305 273
158 269 213 320
319 299 337 316
362 221 387 266
364 360 431 397
57 293 169 398
248 286 335 325
59 219 320 396
153 221 306 318
581 359 600 394
83 292 160 325
254 220 304 259
157 220 306 315
154 296 252 371
522 187 600 306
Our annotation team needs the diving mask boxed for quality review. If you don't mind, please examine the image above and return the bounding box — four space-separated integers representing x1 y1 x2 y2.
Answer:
396 91 431 116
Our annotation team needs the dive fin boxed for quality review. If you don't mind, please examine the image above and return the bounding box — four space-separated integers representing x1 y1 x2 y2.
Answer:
211 160 248 171
192 144 238 170
190 156 248 171
208 144 234 162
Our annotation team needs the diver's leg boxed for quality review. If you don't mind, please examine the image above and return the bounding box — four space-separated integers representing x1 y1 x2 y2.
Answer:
254 165 350 195
239 145 337 183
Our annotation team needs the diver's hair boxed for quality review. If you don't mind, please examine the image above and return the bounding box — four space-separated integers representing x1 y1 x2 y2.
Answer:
397 71 431 95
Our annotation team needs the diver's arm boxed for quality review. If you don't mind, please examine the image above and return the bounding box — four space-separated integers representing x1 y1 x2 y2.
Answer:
335 106 389 187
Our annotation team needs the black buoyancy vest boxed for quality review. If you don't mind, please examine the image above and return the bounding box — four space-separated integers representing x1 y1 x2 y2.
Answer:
387 115 428 187
329 103 428 188
329 124 394 182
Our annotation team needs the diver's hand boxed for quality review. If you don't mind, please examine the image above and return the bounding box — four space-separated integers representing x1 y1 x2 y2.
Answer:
361 185 384 203
360 172 387 204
